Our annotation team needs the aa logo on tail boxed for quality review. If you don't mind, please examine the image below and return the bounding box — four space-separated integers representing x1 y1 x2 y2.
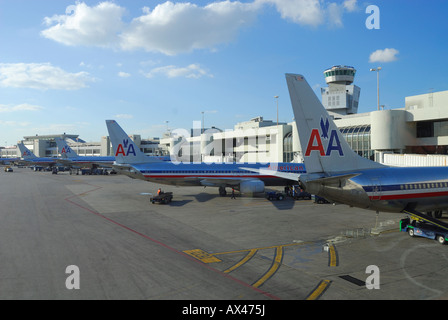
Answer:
305 118 343 157
22 150 32 157
61 146 72 154
115 139 136 157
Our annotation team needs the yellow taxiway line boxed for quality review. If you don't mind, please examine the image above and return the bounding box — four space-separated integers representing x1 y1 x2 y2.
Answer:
306 280 332 300
252 246 283 288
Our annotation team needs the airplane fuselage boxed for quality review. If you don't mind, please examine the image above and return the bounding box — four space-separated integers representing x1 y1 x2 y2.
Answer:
304 166 448 213
62 156 114 168
117 162 306 187
20 158 58 166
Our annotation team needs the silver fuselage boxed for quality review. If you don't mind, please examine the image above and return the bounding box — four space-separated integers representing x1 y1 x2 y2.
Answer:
115 162 306 187
303 166 448 213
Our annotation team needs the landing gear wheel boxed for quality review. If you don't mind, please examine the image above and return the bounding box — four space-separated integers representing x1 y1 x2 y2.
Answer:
408 228 415 237
219 187 227 197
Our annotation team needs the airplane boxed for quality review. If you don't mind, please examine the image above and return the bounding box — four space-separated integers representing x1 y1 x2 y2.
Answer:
16 143 58 167
0 155 19 165
54 137 115 169
244 73 448 230
105 119 306 196
55 137 170 170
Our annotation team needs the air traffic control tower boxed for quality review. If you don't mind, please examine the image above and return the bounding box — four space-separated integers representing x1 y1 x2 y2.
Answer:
321 65 360 118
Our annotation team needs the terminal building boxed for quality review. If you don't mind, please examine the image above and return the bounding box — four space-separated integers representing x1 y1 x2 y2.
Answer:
336 89 448 165
1 134 162 159
158 116 295 163
2 66 448 167
160 66 448 166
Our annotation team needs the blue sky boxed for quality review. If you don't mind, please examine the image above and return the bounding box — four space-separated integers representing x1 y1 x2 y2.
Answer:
1 0 447 145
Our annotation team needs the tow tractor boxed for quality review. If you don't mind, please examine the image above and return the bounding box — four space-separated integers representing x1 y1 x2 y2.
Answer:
150 191 173 204
400 217 448 245
265 191 285 201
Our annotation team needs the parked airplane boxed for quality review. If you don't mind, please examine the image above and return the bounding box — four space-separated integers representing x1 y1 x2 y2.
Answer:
54 137 115 169
245 73 448 230
17 143 58 167
0 156 19 165
105 120 306 196
55 137 169 168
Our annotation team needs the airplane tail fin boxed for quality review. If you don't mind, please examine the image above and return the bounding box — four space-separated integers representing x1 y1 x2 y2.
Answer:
106 120 148 164
17 143 37 159
286 73 384 174
55 137 78 159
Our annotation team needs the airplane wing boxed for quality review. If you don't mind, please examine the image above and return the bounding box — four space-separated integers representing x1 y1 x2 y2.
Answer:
55 159 74 166
240 167 302 181
55 158 113 169
241 167 361 186
198 177 254 187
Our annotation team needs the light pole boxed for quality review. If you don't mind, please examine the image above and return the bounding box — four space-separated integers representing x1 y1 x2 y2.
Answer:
201 111 204 133
165 121 169 133
274 96 279 126
370 67 382 111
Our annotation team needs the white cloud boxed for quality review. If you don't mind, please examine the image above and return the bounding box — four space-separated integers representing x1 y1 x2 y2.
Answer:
258 0 324 26
40 1 358 55
343 0 358 12
115 114 134 119
0 103 44 113
41 2 125 48
118 71 131 78
120 1 258 55
327 2 343 27
369 48 399 63
258 0 358 27
32 123 84 135
0 63 95 90
143 64 213 79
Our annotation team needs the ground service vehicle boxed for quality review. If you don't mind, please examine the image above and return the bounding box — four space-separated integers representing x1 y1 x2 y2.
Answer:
292 187 312 200
265 191 284 201
150 192 173 204
400 218 448 244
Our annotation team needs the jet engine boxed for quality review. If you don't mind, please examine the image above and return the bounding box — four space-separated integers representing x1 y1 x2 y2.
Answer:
239 180 265 194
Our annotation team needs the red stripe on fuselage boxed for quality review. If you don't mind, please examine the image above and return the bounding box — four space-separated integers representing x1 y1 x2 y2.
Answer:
369 190 448 201
143 175 279 179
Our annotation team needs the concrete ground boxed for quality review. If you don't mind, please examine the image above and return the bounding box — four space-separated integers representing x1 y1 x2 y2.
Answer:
1 167 447 300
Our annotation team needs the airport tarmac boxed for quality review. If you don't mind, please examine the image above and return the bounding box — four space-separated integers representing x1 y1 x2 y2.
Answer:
1 167 448 300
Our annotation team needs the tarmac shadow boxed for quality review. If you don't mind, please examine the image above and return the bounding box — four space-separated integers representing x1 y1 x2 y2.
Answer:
167 200 192 207
185 193 221 203
269 198 297 210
